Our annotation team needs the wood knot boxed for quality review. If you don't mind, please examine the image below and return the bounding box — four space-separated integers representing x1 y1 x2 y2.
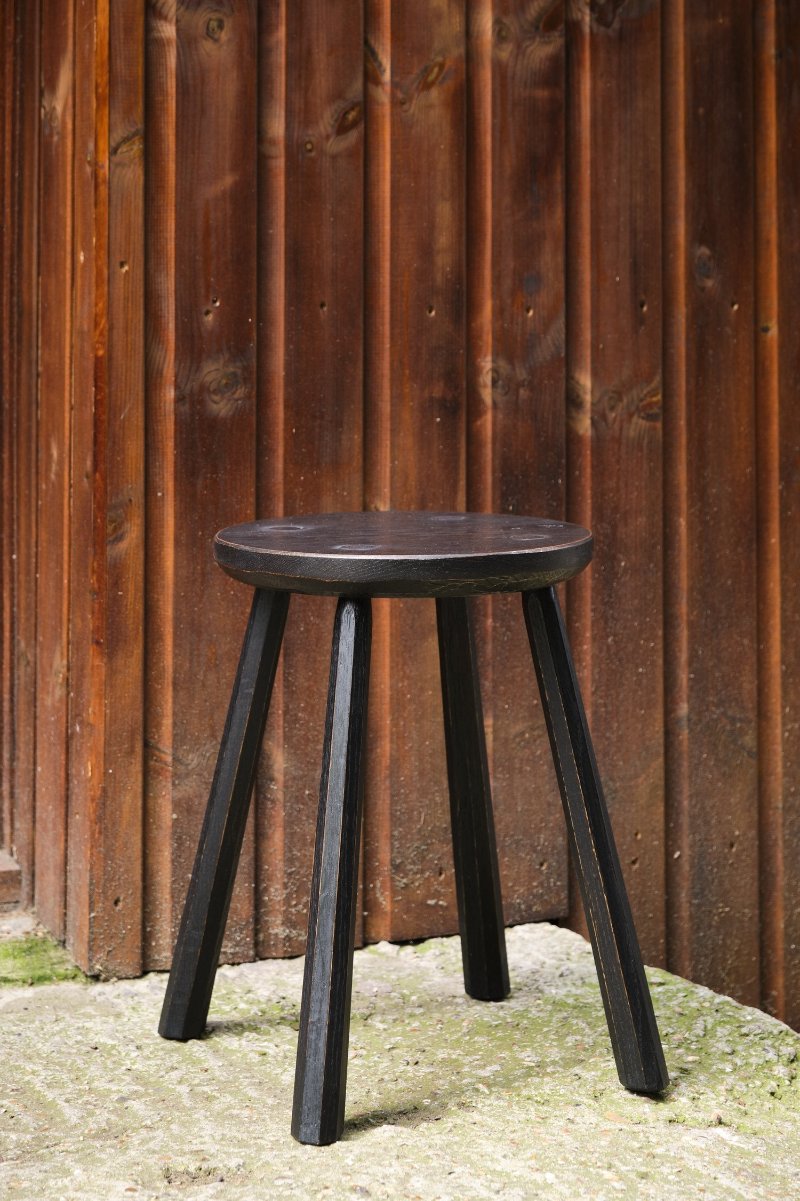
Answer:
206 16 225 41
567 374 591 434
420 58 446 91
106 497 131 549
365 39 388 89
537 0 565 34
41 103 61 138
493 19 513 45
194 354 253 418
111 128 144 162
590 0 629 30
335 102 363 138
693 245 719 290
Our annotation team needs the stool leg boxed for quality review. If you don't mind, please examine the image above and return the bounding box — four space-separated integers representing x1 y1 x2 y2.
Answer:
522 587 669 1094
436 597 510 1001
292 597 372 1146
159 588 289 1041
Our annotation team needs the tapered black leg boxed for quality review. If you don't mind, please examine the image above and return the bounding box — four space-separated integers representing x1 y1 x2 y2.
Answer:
292 597 372 1146
436 597 509 1002
522 587 668 1094
159 588 289 1042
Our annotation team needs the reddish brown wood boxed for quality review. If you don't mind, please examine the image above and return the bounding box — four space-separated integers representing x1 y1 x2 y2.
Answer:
143 0 177 970
258 0 365 957
9 0 40 907
66 0 101 965
774 0 800 1028
4 0 799 1023
564 0 593 940
584 0 665 965
172 0 259 965
1 0 15 856
254 0 288 960
362 0 393 948
95 0 146 972
364 0 468 944
666 0 760 1005
754 0 781 1020
35 0 76 939
478 0 569 929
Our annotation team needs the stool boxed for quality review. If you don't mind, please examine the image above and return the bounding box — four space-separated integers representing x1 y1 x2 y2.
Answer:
158 511 668 1145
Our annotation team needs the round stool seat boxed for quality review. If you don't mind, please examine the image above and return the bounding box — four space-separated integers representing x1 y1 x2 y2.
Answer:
214 510 593 598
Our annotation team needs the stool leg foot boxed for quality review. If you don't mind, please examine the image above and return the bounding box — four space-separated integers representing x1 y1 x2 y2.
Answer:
436 597 509 1002
159 589 289 1042
522 587 669 1094
292 597 372 1146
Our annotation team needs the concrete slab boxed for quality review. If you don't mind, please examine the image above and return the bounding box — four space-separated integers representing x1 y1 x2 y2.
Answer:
0 923 797 1200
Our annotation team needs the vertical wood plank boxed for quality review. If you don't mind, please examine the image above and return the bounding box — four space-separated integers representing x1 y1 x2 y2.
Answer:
479 0 568 928
564 0 593 936
66 0 100 964
143 0 177 970
9 0 40 906
754 0 780 1019
585 0 665 964
364 0 468 943
254 0 288 958
363 0 394 943
65 0 145 976
665 0 759 1004
91 0 146 972
774 0 800 1028
257 0 365 957
172 0 258 964
1 0 16 854
35 0 76 938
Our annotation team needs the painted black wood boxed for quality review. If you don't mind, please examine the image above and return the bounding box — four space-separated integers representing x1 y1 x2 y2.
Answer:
436 597 510 1001
291 597 372 1146
522 587 669 1094
214 510 592 598
159 588 289 1041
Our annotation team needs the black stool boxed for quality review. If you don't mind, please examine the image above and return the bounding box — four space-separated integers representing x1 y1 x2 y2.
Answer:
159 511 668 1145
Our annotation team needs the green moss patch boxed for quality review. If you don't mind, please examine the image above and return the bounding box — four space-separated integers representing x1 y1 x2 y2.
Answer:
0 934 86 986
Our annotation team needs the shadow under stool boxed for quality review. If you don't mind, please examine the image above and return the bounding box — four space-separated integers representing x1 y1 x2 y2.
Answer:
158 510 669 1145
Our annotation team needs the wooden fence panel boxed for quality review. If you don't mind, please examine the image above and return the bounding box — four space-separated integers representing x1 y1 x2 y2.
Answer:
65 0 100 964
8 0 40 908
774 0 800 1028
35 0 76 939
665 0 759 1005
170 0 260 965
363 0 468 944
468 0 569 927
583 0 665 965
1 0 13 858
255 0 365 957
143 0 177 970
4 0 800 1026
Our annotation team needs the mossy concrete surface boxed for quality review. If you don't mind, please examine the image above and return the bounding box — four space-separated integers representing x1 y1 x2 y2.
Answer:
0 932 86 987
0 923 797 1200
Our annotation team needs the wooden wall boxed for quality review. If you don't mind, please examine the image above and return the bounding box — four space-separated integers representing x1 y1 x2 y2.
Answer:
1 0 798 1027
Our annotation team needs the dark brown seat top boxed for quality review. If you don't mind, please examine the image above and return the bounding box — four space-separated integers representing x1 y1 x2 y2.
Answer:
214 511 592 598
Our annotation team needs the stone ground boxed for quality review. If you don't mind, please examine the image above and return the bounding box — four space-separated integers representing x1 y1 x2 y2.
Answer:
0 918 798 1201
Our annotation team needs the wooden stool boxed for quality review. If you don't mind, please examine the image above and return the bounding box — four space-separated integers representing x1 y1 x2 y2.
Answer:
158 511 668 1145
